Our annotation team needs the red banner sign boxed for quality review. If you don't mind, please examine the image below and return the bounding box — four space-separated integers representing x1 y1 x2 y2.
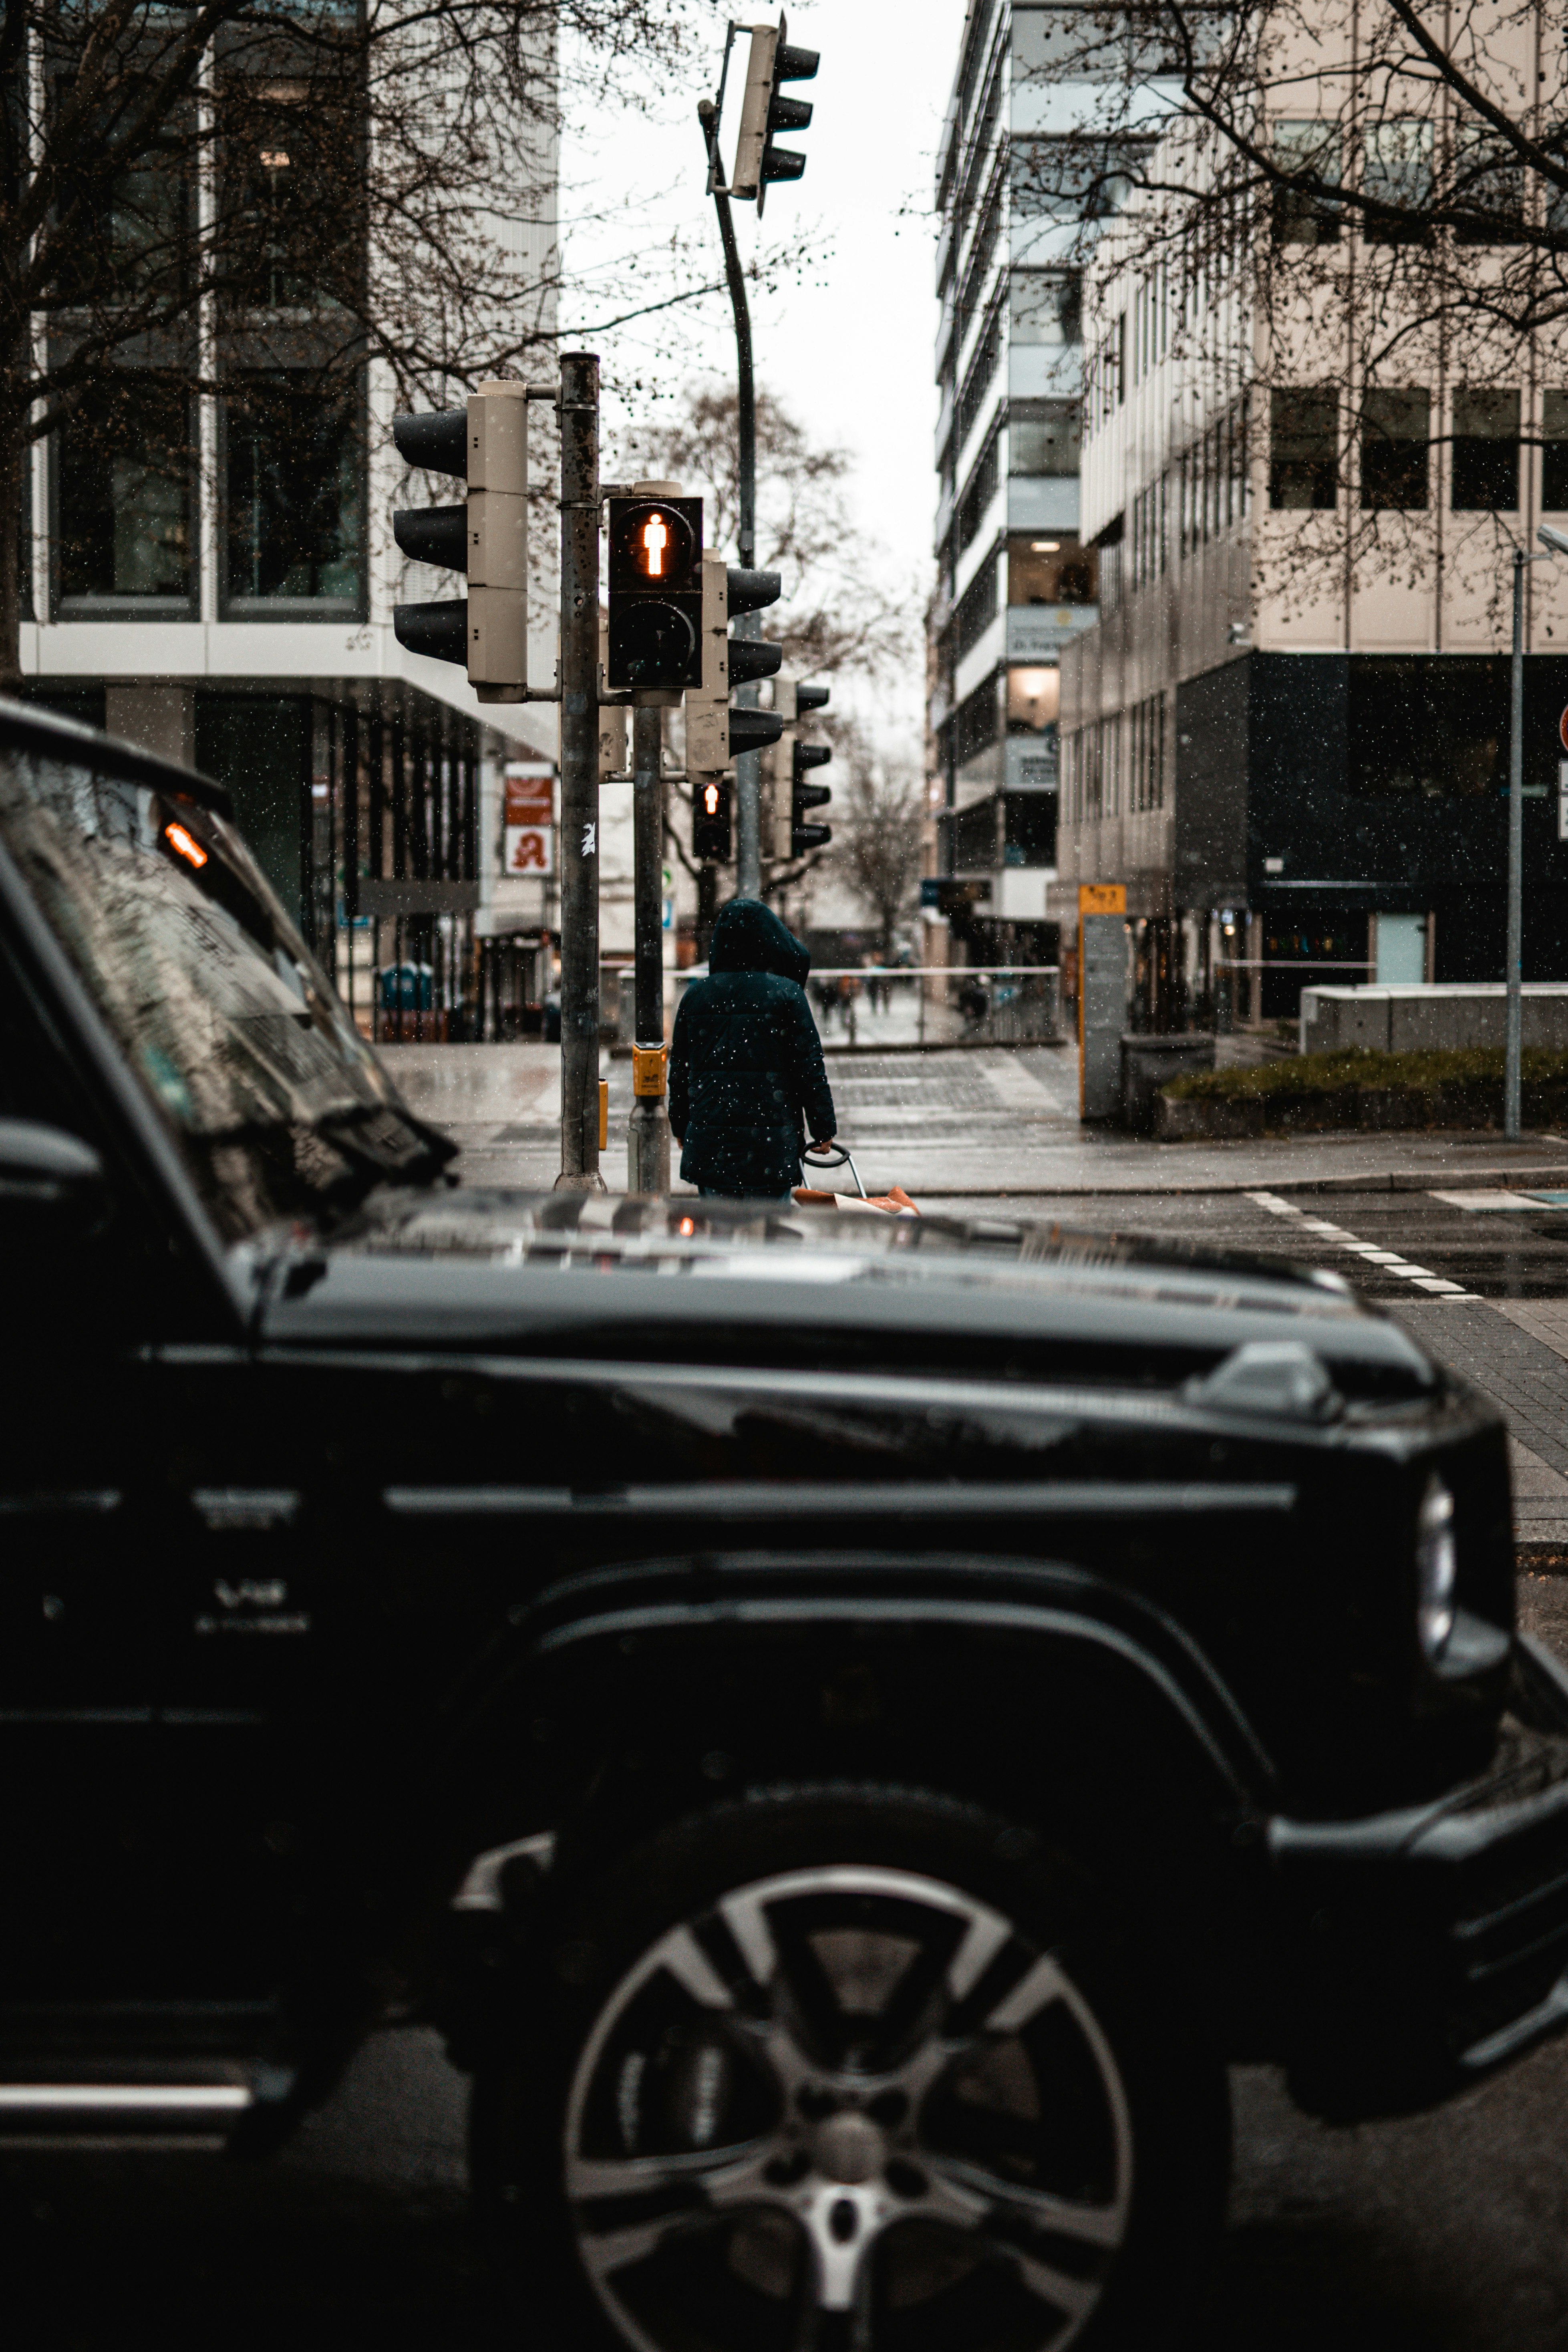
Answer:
503 763 554 878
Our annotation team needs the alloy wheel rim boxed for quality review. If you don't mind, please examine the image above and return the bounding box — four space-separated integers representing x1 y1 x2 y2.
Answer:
563 1863 1134 2352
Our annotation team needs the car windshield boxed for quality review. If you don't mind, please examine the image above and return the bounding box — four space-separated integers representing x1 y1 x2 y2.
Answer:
0 731 443 1241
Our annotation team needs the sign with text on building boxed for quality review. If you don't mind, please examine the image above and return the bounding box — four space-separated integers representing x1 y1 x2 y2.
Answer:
503 762 554 877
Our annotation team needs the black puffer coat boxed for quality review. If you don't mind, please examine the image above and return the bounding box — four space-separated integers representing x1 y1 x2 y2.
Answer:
670 900 836 1197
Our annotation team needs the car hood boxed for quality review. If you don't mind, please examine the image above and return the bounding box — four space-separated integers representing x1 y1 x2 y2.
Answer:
253 1189 1442 1404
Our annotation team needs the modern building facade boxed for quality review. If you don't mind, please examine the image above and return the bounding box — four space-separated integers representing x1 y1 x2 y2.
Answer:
19 23 562 1043
1059 2 1568 1026
929 0 1109 966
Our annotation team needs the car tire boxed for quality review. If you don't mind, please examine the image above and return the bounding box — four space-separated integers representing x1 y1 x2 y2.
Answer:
470 1781 1229 2352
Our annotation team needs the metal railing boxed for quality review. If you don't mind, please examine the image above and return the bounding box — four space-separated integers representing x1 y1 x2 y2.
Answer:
667 963 1063 1049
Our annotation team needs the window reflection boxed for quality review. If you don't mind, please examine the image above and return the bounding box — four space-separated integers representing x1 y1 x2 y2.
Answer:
219 79 359 313
224 378 363 607
56 377 193 607
1008 537 1096 604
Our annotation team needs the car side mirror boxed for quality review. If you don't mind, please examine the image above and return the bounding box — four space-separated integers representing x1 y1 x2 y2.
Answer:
0 1118 111 1237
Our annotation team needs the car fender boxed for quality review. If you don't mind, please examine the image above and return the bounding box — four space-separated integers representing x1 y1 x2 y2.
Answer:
444 1549 1278 1856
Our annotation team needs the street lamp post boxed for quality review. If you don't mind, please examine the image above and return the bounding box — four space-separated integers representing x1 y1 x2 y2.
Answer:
698 97 762 902
1507 548 1529 1141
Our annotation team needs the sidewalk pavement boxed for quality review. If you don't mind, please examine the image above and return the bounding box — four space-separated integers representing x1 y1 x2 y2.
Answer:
386 1038 1568 1201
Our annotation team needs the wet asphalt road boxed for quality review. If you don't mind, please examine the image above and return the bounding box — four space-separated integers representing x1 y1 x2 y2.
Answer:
7 1569 1568 2352
9 1961 1568 2351
922 1180 1568 1304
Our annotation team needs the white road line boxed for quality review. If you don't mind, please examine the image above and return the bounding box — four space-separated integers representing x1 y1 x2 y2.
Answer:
1244 1192 1477 1298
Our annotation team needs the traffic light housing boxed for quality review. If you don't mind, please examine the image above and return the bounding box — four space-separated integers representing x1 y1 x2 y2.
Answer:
686 552 785 771
606 493 704 692
732 15 819 214
693 774 732 863
792 731 832 854
392 382 528 700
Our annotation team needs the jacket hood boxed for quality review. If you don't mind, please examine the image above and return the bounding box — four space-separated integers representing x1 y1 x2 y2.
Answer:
708 897 810 983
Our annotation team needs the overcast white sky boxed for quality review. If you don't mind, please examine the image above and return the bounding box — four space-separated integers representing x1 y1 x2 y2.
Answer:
560 2 966 751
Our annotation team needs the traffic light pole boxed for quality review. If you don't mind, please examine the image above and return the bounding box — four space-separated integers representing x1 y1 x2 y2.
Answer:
628 703 672 1193
1507 549 1526 1142
556 351 605 1190
699 99 762 900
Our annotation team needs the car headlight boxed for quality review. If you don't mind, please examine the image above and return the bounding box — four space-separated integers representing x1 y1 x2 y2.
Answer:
1417 1476 1457 1661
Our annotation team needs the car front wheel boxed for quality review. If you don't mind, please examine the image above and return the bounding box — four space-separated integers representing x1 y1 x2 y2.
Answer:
471 1783 1227 2352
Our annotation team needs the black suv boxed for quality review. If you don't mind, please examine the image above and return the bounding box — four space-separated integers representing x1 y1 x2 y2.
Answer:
5 699 1568 2352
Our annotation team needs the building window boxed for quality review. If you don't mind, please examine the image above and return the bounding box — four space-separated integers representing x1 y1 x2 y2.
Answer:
56 139 193 307
218 70 361 314
1272 122 1341 244
1544 391 1568 511
1101 715 1121 816
1008 536 1095 604
1361 389 1429 509
1086 320 1123 435
1129 479 1167 585
954 557 1000 663
1003 793 1056 866
1362 120 1432 244
952 796 1000 872
1348 657 1503 797
1096 516 1125 614
956 421 1002 554
1128 692 1165 811
957 166 1005 355
1451 129 1525 245
1012 135 1151 224
1007 665 1059 735
1270 387 1338 508
1009 271 1082 351
1009 399 1080 478
56 375 193 611
957 283 1006 453
223 377 364 610
951 672 1003 770
1450 389 1519 511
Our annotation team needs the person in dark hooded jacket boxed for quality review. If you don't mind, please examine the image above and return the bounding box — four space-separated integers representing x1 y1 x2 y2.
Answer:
670 899 836 1198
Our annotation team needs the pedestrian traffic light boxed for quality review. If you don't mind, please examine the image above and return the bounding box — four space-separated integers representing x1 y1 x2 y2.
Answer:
392 382 528 700
685 551 785 771
792 738 832 853
606 493 704 691
731 16 819 215
693 774 732 863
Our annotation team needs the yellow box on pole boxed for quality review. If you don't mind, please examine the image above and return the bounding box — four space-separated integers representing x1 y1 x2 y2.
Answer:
632 1043 667 1098
598 1080 608 1151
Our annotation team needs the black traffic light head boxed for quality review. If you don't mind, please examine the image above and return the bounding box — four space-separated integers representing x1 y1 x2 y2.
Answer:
796 681 830 714
393 407 466 663
607 494 704 692
733 16 819 215
393 387 528 695
686 554 786 770
693 774 732 864
792 738 832 853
